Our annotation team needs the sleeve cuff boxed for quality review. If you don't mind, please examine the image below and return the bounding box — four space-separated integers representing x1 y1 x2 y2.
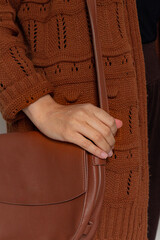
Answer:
0 73 55 123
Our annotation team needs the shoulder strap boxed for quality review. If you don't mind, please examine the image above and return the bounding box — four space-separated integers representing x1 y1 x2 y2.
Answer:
86 0 109 113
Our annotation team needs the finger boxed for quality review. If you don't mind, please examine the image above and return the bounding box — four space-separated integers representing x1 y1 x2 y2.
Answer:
92 107 123 135
70 132 109 159
115 118 123 129
90 106 118 135
77 121 112 154
85 114 115 148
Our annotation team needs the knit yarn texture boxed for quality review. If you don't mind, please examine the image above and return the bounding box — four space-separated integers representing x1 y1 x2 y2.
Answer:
0 0 149 239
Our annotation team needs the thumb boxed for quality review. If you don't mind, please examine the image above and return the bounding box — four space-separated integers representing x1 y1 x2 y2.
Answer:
115 118 123 129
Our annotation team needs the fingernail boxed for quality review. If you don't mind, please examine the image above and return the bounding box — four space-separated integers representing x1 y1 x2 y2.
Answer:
115 119 123 128
101 152 108 159
108 150 113 157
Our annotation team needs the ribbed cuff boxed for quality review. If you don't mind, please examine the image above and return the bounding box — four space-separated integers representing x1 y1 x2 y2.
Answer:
0 73 54 123
94 201 148 240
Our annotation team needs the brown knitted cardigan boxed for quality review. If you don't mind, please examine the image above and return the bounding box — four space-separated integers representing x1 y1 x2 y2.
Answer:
0 0 149 239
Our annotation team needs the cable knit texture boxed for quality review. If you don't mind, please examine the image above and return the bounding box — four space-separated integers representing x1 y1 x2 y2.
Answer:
0 0 149 239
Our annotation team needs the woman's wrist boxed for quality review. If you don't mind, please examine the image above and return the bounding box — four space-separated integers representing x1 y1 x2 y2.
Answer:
22 94 60 125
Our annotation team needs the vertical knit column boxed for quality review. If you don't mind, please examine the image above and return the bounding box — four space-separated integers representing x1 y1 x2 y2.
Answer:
93 0 149 239
94 200 148 240
123 0 149 239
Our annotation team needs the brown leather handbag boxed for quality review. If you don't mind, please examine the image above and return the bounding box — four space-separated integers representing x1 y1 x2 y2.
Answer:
0 0 109 239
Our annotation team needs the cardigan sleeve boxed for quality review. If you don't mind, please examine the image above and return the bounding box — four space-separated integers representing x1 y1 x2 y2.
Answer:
0 0 55 123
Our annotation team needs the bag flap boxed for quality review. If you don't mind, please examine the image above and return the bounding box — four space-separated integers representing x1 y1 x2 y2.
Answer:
0 131 88 205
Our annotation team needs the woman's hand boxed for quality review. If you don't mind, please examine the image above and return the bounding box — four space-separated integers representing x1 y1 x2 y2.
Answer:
23 94 123 159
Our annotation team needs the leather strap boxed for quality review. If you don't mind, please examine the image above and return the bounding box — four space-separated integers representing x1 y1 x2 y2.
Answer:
86 0 109 166
86 0 109 113
92 158 107 166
